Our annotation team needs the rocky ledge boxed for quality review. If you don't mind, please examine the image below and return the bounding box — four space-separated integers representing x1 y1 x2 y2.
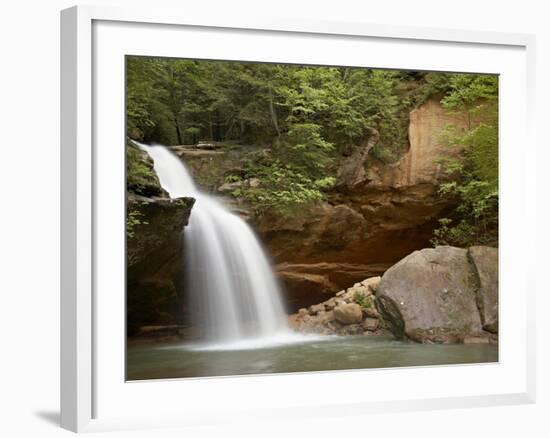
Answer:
289 245 498 344
288 277 390 337
126 140 196 336
126 195 195 336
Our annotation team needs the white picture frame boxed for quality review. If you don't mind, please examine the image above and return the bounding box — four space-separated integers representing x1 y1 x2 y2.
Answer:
60 4 536 433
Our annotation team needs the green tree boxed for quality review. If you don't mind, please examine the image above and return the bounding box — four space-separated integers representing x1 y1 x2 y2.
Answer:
126 57 492 221
431 74 498 247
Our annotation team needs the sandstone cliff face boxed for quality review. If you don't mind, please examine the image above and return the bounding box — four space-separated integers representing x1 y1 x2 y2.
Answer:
372 97 467 187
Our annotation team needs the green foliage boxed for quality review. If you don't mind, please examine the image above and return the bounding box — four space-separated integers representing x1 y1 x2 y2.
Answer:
240 160 325 216
353 291 372 309
126 141 163 197
432 74 498 247
126 58 492 218
127 146 154 179
126 57 161 140
281 123 335 177
126 209 148 238
230 188 243 198
313 176 336 190
441 74 499 110
224 174 242 183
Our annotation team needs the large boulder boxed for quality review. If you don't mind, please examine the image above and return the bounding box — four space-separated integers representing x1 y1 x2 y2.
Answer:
375 246 497 343
468 246 499 333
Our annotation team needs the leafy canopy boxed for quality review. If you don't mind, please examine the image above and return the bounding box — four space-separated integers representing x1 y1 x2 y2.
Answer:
431 74 498 247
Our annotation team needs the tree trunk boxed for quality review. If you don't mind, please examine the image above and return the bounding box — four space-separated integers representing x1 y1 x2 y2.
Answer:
208 114 214 141
342 68 350 83
174 117 183 145
268 88 281 137
335 128 380 191
213 111 221 141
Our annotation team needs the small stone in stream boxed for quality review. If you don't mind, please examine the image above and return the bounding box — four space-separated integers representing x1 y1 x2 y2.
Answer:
333 303 363 325
320 310 335 324
363 306 379 319
309 303 325 315
336 290 346 297
363 317 379 331
298 308 308 316
463 334 491 344
324 298 336 310
327 320 343 331
337 323 363 335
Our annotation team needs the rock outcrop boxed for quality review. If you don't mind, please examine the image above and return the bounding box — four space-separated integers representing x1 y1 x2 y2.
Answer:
276 262 388 310
127 196 195 336
288 276 388 336
335 127 380 190
126 141 196 336
375 246 498 344
266 97 471 305
126 141 168 198
292 245 498 344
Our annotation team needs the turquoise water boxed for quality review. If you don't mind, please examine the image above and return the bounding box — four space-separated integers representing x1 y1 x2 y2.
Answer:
126 335 498 380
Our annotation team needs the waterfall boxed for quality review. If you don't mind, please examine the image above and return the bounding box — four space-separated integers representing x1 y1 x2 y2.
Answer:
134 142 290 348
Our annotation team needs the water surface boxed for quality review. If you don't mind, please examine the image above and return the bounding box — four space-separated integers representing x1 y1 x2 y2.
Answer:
127 335 498 380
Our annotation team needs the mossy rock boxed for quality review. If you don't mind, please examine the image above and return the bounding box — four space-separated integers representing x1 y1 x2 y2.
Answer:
126 141 167 197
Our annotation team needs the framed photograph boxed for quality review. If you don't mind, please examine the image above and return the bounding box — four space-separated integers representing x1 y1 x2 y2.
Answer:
61 4 536 433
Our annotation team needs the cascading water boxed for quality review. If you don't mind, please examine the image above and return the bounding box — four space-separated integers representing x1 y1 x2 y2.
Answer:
134 142 291 348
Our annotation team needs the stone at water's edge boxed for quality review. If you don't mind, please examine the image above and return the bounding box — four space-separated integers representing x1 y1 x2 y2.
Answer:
375 246 498 344
468 246 499 333
288 275 387 337
334 303 363 325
